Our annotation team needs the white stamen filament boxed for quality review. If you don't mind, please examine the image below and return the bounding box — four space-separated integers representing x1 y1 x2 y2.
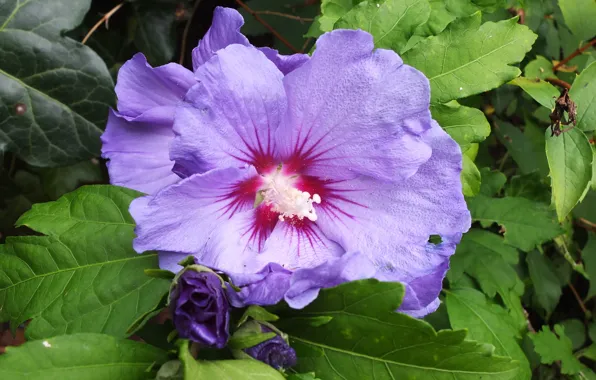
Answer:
261 171 321 222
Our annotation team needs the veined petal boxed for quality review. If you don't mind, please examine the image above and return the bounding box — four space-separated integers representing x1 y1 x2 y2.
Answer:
115 53 195 119
259 47 310 75
192 7 250 71
101 110 180 194
226 263 292 307
131 166 260 256
277 30 433 182
285 251 376 309
315 121 470 314
172 44 286 175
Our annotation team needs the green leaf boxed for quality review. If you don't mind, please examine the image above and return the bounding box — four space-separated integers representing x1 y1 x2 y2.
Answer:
178 340 284 380
287 374 321 380
414 0 456 37
462 153 482 197
335 0 431 54
403 14 537 103
526 250 562 316
570 61 596 132
505 172 551 204
546 127 593 222
509 77 559 109
305 0 365 38
583 233 596 299
447 229 525 327
479 168 507 196
0 0 114 167
466 195 564 251
559 0 596 41
272 279 520 380
239 0 319 54
560 319 586 350
524 56 555 80
431 101 491 150
445 288 531 380
494 120 549 176
0 333 167 379
38 160 103 200
133 3 177 66
531 325 583 375
0 185 170 340
238 305 280 326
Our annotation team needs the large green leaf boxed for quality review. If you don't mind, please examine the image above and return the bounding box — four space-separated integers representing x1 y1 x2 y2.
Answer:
445 288 531 380
524 56 554 80
335 0 431 53
545 127 593 222
526 250 562 315
0 185 170 340
462 153 482 197
403 14 537 103
0 0 114 167
178 340 284 380
531 325 583 375
272 279 519 380
558 0 596 41
466 195 564 251
431 101 491 150
570 61 596 132
494 120 549 177
447 229 525 327
0 333 167 379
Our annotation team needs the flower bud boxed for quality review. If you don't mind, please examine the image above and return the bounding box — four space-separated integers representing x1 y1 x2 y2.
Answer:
169 268 229 348
236 322 296 370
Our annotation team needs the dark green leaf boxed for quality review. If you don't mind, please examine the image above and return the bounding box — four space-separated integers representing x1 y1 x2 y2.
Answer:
526 250 562 316
494 120 549 176
445 288 531 380
0 185 170 339
0 333 167 379
403 14 537 103
38 160 103 200
133 3 178 66
0 0 114 166
570 61 596 132
531 325 583 375
545 127 593 222
467 195 564 251
560 319 586 350
479 168 507 196
178 340 284 379
505 172 551 204
509 77 559 109
335 0 431 54
273 279 520 379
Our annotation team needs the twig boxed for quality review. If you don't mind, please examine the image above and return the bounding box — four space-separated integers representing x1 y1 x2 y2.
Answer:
577 217 596 232
82 3 124 44
179 0 203 66
254 10 313 22
545 77 572 90
554 38 596 71
301 37 313 53
234 0 299 53
568 281 590 317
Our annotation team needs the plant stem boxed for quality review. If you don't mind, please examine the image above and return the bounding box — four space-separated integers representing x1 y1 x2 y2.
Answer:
553 38 596 71
82 3 124 44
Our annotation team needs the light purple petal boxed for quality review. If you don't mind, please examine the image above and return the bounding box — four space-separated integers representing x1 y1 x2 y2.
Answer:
116 53 195 119
226 263 292 307
284 252 376 309
130 166 259 260
397 259 449 317
192 7 250 72
315 120 470 315
101 110 180 194
277 29 432 182
172 44 286 176
259 47 310 75
158 251 189 273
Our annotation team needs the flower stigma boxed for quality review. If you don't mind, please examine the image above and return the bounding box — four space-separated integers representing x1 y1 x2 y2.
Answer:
257 165 321 222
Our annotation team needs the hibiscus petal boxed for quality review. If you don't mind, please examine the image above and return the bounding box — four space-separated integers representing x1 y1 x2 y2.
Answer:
101 110 180 194
277 29 433 182
192 7 250 71
397 259 449 317
315 120 470 315
226 263 292 307
130 166 260 257
285 251 376 309
115 53 195 119
259 47 309 75
172 44 286 175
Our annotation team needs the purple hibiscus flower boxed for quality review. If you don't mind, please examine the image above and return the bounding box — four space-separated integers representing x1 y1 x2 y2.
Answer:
113 7 470 317
101 7 308 195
